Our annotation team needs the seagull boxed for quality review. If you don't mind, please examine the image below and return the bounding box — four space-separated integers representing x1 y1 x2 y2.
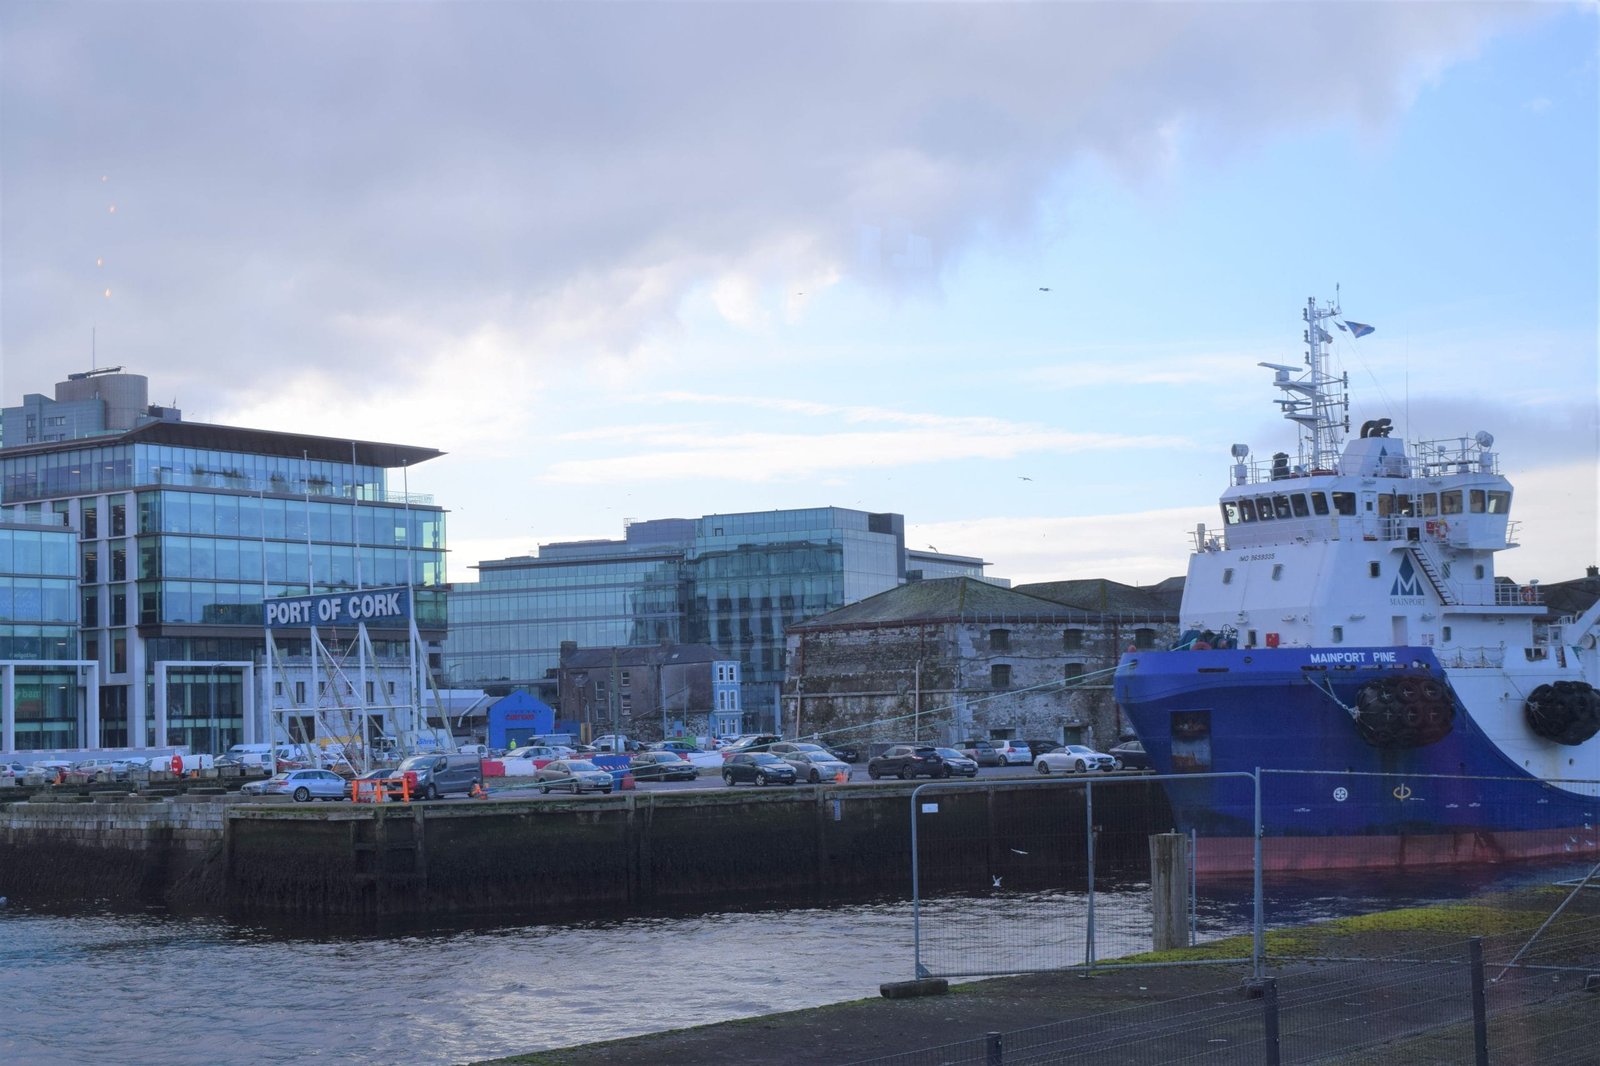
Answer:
927 545 938 552
1017 476 1032 481
992 876 1003 888
1038 286 1051 292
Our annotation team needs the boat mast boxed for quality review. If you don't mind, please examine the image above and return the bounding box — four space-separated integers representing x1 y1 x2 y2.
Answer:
1260 295 1350 471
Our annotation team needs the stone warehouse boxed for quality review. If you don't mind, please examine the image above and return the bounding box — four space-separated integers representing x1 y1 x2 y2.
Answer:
782 577 1181 753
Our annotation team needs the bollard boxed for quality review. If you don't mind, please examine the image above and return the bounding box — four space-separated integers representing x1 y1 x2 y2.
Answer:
1150 832 1190 951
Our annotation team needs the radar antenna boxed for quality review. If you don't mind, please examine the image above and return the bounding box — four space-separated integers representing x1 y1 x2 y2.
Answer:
1257 295 1351 472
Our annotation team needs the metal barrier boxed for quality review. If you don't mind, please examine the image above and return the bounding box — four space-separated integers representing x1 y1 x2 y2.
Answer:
908 771 1262 981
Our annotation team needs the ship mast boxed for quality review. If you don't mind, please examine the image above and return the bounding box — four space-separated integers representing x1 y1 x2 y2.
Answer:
1259 295 1350 472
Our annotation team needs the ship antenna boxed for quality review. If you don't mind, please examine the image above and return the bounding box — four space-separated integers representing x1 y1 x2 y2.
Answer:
1262 295 1348 471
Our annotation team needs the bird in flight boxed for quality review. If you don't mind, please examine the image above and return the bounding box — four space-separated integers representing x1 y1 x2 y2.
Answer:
927 545 938 552
1018 476 1032 481
1038 286 1051 292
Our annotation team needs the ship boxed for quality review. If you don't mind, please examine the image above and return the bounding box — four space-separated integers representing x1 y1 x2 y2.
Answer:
1113 295 1600 873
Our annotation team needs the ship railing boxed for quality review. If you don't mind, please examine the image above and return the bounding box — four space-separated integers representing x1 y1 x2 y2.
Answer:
1437 647 1507 669
1413 436 1500 477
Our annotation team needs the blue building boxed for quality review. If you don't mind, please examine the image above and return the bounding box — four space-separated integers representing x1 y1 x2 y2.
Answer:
0 514 83 751
446 507 989 729
0 370 448 752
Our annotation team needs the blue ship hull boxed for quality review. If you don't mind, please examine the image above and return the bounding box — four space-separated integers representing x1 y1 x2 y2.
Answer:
1114 646 1599 872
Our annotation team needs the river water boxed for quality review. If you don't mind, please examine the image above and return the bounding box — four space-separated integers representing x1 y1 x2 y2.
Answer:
2 860 1587 1066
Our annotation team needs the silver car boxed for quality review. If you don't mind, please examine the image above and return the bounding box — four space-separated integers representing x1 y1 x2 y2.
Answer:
534 759 615 795
241 768 350 801
782 750 853 783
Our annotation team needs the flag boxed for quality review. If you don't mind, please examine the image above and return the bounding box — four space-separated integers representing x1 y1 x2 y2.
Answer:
1341 320 1375 338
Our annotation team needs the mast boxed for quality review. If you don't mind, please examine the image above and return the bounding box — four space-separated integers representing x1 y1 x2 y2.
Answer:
1258 295 1351 472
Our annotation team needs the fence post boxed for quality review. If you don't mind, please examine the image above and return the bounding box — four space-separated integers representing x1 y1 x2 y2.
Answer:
985 1030 1003 1066
1084 779 1096 971
1469 936 1489 1066
1263 977 1281 1066
1253 768 1265 982
1149 832 1189 951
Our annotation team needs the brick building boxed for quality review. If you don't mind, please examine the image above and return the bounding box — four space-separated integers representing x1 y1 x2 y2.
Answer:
782 577 1180 753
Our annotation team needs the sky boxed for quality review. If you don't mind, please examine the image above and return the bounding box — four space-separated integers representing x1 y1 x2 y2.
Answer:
2 2 1596 589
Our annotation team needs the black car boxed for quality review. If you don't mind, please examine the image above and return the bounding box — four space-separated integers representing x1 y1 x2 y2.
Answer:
820 742 860 763
628 751 698 781
1107 739 1153 771
867 744 947 780
720 734 782 757
721 752 797 786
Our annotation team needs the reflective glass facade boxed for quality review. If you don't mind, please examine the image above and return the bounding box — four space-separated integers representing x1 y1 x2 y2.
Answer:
0 519 81 749
447 508 956 727
0 426 446 752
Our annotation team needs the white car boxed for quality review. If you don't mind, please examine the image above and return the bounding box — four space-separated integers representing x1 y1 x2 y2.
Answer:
992 740 1033 765
1034 745 1118 774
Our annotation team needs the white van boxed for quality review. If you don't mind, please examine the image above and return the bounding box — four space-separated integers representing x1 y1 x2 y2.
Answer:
222 744 296 770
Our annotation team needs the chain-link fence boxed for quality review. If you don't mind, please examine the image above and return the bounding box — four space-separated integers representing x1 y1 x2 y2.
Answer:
909 772 1260 979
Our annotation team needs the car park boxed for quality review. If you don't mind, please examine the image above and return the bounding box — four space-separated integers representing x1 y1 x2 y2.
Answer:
931 747 979 778
1034 744 1117 774
534 759 615 794
721 752 797 786
628 751 698 782
867 744 947 780
1107 739 1152 770
781 750 852 783
241 769 349 801
956 740 1004 767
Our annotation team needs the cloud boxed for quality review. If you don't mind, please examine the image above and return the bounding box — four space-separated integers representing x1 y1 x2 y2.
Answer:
1 2 1530 409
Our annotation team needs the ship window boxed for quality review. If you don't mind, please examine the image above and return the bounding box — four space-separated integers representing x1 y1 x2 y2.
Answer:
1487 490 1510 514
1331 492 1356 515
1440 490 1463 515
1255 496 1275 521
1222 501 1243 525
1271 564 1284 580
1240 499 1257 522
1310 492 1329 516
1369 561 1381 578
1246 629 1257 647
1419 493 1438 517
1470 490 1486 513
1474 565 1485 580
1291 494 1309 518
1331 626 1344 643
1442 626 1452 642
1222 568 1234 584
1273 495 1292 518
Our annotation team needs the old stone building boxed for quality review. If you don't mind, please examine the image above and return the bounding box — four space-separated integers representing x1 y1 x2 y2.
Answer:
782 577 1180 753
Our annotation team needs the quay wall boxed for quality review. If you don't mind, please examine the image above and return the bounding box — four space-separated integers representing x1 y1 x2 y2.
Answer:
0 779 1173 920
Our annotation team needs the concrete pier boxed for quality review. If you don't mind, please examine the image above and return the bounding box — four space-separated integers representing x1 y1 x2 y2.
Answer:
0 779 1173 920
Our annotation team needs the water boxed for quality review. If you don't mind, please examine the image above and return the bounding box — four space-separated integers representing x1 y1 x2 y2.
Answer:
2 859 1589 1066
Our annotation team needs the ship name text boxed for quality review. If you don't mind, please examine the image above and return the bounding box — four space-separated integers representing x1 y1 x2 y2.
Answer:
1307 651 1399 664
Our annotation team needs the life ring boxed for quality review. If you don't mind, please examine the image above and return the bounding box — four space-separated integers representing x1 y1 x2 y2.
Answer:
169 754 183 774
1521 587 1536 605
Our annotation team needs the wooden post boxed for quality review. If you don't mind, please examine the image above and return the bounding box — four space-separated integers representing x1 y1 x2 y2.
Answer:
1150 832 1189 951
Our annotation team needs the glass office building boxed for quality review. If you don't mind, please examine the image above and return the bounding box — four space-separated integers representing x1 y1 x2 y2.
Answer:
0 516 81 750
0 378 447 752
447 507 988 728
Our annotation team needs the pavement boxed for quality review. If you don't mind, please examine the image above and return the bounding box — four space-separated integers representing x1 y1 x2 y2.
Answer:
470 884 1600 1066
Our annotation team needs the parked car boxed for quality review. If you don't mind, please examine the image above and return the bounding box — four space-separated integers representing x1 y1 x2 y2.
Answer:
992 740 1033 765
534 759 615 794
503 745 568 763
241 769 349 801
1034 744 1117 774
956 740 1005 767
629 751 698 782
782 750 853 783
397 752 482 800
816 741 861 763
1107 739 1153 771
651 739 705 755
767 741 824 757
721 734 782 758
73 758 139 780
721 752 797 786
867 744 947 780
932 748 980 778
1027 741 1063 757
